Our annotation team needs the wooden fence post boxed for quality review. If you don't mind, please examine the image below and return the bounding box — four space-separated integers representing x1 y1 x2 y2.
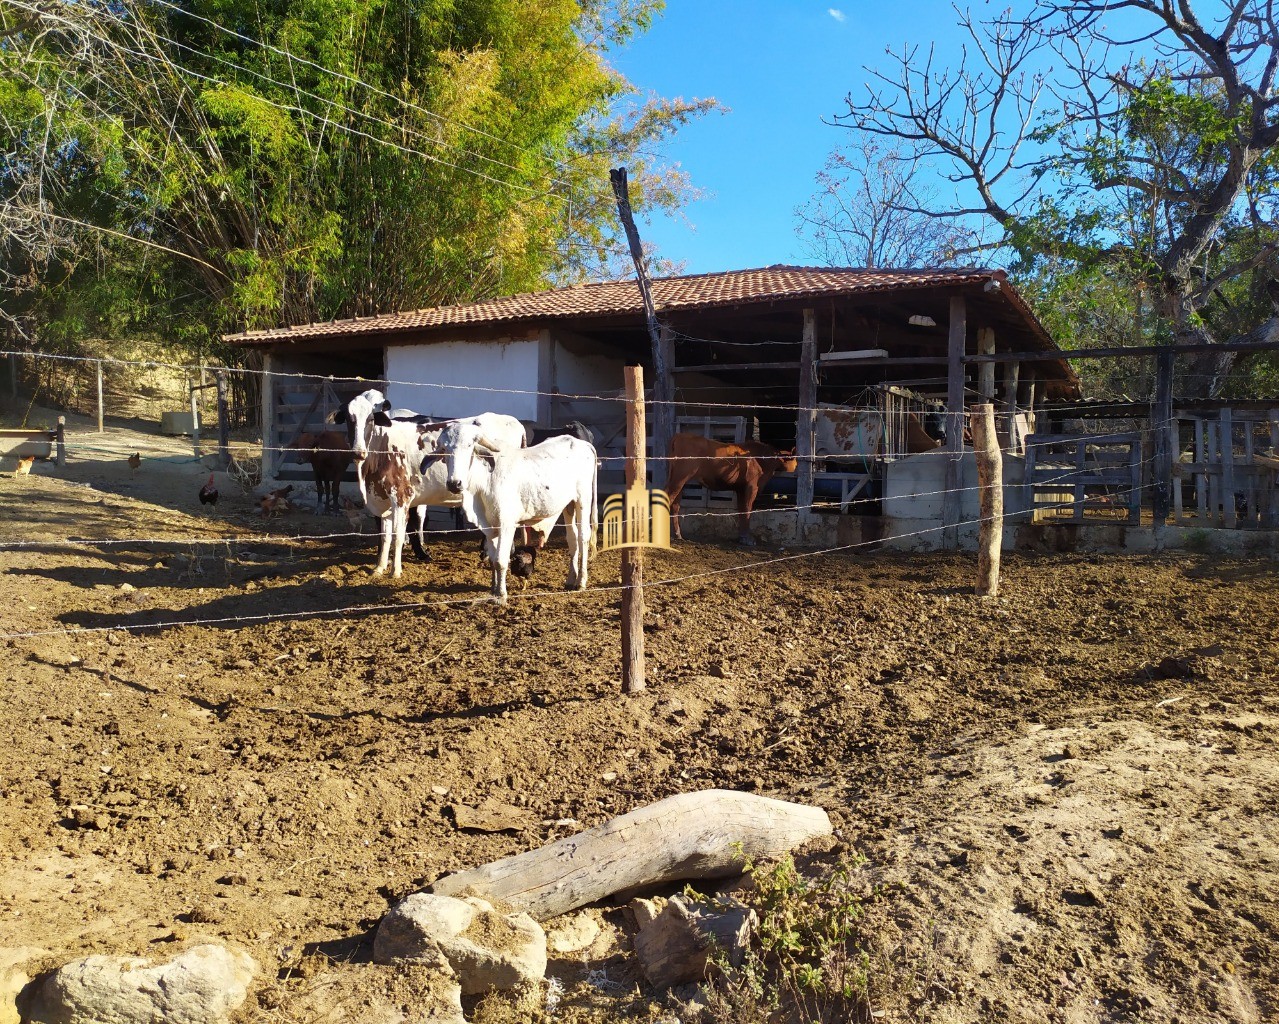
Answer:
190 382 201 460
971 404 1002 597
622 365 646 695
96 360 105 434
216 371 230 468
56 415 66 467
1221 405 1236 529
1152 347 1174 524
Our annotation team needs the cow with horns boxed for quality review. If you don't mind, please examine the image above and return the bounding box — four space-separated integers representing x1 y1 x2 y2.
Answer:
431 419 597 603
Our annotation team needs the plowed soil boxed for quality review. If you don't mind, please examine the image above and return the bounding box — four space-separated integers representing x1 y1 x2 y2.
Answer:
1 460 1277 1023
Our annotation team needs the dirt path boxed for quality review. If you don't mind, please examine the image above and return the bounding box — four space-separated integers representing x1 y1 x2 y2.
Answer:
0 464 1276 1022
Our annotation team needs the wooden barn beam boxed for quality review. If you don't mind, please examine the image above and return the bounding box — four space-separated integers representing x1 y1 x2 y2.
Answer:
977 327 996 401
797 309 817 514
942 295 967 549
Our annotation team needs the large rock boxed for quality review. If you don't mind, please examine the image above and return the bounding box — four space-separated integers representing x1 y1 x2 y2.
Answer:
634 894 756 989
28 944 256 1024
374 893 546 995
1 947 46 1024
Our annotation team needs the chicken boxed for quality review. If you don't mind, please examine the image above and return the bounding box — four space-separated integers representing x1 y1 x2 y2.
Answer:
510 545 537 584
127 451 141 474
258 485 294 516
339 496 364 534
198 473 219 507
13 455 35 477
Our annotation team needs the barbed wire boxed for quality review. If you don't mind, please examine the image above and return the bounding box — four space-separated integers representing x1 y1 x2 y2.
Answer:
0 473 1162 642
0 441 1166 559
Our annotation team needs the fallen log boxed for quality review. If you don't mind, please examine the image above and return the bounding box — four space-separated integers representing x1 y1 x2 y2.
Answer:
431 789 832 921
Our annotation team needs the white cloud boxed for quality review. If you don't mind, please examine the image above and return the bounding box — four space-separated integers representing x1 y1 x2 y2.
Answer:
828 8 847 22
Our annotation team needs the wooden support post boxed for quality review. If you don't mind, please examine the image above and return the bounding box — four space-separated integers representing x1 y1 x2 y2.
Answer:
971 404 1002 597
96 360 104 434
189 382 201 459
1268 409 1279 527
610 168 673 477
1152 348 1174 524
655 323 676 488
55 415 66 467
260 353 276 482
216 371 230 469
622 364 646 696
942 295 967 548
1194 417 1208 519
1003 361 1020 454
797 309 817 515
977 327 996 402
1221 406 1236 528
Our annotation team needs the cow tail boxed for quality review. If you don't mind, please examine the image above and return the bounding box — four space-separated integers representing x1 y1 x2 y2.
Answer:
589 451 599 554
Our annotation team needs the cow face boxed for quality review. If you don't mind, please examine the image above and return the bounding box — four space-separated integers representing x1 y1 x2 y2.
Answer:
335 389 392 461
776 449 799 474
432 416 486 493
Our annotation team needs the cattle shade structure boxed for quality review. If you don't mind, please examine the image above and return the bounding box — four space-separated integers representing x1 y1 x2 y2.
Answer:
223 265 1080 546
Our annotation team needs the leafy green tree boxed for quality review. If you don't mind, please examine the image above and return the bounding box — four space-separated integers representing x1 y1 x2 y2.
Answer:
0 0 715 361
836 1 1279 396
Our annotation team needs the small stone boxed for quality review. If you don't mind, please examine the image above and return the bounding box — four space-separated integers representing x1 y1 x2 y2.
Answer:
600 772 618 783
118 583 136 594
547 913 601 954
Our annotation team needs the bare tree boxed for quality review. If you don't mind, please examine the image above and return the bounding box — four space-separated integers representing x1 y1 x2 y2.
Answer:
840 1 1279 394
795 136 979 268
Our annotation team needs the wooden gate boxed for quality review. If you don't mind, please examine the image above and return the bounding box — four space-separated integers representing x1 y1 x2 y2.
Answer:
271 377 379 483
1173 409 1279 528
1022 432 1144 523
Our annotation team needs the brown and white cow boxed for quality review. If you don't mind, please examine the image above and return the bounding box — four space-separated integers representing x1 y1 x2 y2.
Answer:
663 433 798 546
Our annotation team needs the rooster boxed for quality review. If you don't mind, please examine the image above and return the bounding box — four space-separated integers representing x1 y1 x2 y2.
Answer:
127 452 141 474
13 455 35 478
198 473 218 508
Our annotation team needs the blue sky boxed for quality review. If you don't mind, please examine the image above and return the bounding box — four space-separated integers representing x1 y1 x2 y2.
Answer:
609 1 976 275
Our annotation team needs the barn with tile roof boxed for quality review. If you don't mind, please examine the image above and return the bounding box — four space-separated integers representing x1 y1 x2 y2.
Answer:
224 265 1080 543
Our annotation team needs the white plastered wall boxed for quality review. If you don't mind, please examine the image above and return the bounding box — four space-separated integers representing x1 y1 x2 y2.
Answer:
384 338 541 422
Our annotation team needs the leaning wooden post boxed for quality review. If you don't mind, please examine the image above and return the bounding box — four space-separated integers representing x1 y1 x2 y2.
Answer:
622 365 646 695
96 359 105 434
971 404 1002 596
55 415 66 467
610 167 672 476
216 371 231 469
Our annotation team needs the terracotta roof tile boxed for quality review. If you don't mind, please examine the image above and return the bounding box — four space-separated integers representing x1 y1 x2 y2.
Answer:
224 265 1034 345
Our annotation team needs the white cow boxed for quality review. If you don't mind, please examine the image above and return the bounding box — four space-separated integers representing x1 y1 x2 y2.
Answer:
334 390 526 576
435 420 598 603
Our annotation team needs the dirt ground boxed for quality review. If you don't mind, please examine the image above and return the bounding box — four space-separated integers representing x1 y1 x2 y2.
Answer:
0 448 1277 1024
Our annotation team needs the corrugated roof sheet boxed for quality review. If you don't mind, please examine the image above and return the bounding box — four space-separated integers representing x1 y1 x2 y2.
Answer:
224 265 1044 345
